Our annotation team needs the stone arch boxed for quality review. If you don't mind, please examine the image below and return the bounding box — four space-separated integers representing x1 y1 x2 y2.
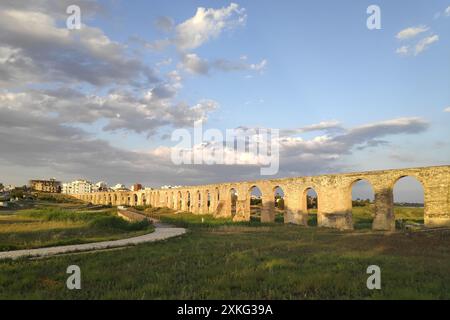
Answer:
302 186 320 226
176 191 182 210
169 191 174 209
186 191 191 212
230 187 238 217
205 189 211 213
348 178 375 229
194 190 201 214
390 174 425 190
273 185 286 223
248 185 263 222
209 187 220 215
392 175 425 228
214 186 228 217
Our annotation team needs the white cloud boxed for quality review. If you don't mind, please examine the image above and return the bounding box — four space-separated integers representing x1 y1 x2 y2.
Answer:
396 33 439 57
396 25 429 40
179 53 210 75
446 6 450 16
174 3 246 51
280 121 343 136
156 58 173 67
249 59 267 72
0 7 159 88
444 107 450 112
396 45 410 55
180 53 267 75
0 86 218 136
414 34 439 55
0 96 432 186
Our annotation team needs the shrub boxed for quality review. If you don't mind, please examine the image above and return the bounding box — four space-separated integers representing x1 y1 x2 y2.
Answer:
90 216 151 231
34 192 80 203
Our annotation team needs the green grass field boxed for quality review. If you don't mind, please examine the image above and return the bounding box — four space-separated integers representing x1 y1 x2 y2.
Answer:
0 203 153 251
1 205 449 300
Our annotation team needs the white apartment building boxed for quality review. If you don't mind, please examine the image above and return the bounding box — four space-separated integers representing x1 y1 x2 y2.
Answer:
62 180 93 195
93 181 108 192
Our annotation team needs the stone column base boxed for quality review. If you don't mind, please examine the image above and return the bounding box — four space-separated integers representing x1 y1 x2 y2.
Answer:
284 211 308 225
320 213 354 230
372 214 395 231
425 216 450 228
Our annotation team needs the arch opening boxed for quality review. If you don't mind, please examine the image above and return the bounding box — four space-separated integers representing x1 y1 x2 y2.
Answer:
207 191 211 210
230 188 238 217
273 186 285 223
304 188 318 226
393 176 424 229
178 191 182 210
249 186 262 222
186 191 191 211
197 190 201 212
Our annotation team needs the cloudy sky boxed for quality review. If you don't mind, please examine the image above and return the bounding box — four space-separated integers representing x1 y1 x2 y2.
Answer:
0 0 449 201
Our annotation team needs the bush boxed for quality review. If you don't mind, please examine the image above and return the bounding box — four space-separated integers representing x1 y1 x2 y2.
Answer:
90 216 151 231
34 192 80 203
134 205 152 211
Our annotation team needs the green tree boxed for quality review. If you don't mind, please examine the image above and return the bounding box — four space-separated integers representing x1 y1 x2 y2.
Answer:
10 188 24 199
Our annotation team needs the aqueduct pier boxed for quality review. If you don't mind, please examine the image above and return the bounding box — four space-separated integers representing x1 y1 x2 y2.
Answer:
73 165 450 231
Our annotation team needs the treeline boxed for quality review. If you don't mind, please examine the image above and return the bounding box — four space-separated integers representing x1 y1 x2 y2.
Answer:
394 202 424 207
352 199 372 207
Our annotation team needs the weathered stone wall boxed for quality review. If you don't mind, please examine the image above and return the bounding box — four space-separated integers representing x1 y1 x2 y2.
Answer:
73 165 450 231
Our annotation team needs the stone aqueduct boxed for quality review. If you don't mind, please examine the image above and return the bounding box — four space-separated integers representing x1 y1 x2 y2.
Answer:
73 165 450 231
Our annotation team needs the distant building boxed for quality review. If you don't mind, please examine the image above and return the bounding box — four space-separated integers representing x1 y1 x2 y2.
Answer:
29 178 61 193
131 183 143 191
112 184 129 192
93 181 108 192
161 185 182 189
112 183 125 190
0 192 10 202
4 185 16 192
62 179 93 194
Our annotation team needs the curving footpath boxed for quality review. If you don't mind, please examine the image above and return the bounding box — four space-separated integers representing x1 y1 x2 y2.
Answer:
0 221 186 260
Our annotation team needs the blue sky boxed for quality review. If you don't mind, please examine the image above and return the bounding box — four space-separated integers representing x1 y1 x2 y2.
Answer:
89 0 450 153
0 0 449 201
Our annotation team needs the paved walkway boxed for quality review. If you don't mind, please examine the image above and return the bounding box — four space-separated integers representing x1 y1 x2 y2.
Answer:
0 220 186 260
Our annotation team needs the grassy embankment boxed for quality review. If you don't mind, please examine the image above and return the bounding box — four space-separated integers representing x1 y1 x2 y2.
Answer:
0 195 153 251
